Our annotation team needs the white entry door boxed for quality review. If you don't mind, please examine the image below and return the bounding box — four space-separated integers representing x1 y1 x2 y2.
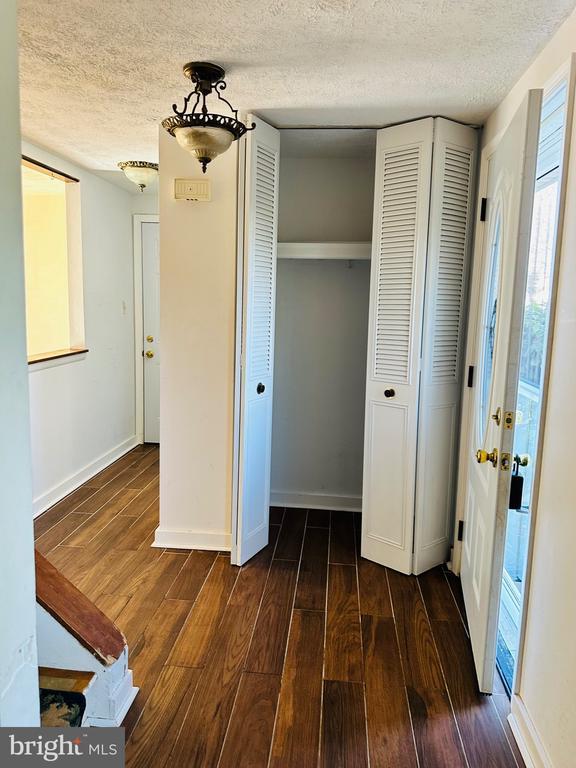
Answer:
142 220 160 443
233 116 280 565
460 91 542 693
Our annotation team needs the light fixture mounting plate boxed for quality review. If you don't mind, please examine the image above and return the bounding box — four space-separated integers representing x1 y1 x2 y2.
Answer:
183 61 226 84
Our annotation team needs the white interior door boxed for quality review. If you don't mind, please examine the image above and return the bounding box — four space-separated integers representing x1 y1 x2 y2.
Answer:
234 115 280 566
361 118 433 574
142 220 160 443
460 91 542 693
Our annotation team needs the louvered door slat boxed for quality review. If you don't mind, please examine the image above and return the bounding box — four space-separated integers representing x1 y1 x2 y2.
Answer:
235 115 280 567
372 142 424 383
413 118 477 576
362 118 434 576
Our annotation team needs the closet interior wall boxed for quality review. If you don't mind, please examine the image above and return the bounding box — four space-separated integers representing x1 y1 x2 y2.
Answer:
271 136 376 512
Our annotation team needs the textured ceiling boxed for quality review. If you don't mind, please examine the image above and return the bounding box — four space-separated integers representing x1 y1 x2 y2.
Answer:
18 0 576 173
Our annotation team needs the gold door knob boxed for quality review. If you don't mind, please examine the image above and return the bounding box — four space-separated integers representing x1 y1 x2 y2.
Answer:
145 350 154 359
476 448 498 467
514 453 530 467
146 335 154 343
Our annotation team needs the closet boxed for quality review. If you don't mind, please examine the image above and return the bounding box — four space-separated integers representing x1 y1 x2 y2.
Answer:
271 130 375 516
233 115 478 575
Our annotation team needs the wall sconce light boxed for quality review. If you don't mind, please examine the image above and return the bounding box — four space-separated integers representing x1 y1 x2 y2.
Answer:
118 161 159 192
162 62 255 173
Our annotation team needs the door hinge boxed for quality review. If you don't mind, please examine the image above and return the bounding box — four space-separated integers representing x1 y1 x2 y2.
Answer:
467 365 474 388
457 520 464 541
480 197 488 222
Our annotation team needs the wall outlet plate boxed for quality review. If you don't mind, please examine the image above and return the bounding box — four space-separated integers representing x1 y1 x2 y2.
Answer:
174 178 211 201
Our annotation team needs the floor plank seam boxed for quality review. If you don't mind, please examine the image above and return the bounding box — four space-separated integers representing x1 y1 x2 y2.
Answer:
317 509 331 768
352 513 371 768
265 509 308 768
216 532 282 768
414 576 472 768
441 568 471 638
384 567 421 768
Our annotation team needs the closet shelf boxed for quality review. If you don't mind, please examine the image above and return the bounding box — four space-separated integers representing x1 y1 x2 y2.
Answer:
277 242 371 261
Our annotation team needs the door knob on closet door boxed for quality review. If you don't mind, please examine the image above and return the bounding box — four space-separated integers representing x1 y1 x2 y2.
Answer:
145 350 154 359
384 388 395 398
257 383 265 394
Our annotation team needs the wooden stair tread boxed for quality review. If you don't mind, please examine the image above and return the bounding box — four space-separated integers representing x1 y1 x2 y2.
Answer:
39 667 95 694
35 550 126 666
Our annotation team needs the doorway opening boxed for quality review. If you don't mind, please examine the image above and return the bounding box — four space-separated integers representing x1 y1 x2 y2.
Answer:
133 214 160 444
496 77 568 693
271 129 376 516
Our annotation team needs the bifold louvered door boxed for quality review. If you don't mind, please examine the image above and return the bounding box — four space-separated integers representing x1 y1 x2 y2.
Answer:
235 116 280 565
362 117 477 575
413 119 477 574
362 119 434 574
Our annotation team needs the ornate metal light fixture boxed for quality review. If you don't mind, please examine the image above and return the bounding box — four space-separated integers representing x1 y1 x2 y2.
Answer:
118 161 158 192
162 62 255 173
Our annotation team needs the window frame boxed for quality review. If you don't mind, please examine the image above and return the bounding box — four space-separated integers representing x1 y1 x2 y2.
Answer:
21 155 88 367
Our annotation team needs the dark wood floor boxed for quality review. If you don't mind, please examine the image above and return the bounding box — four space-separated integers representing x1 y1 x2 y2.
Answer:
35 444 524 768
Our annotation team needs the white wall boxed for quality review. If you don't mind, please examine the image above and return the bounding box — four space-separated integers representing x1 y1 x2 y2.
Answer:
155 130 238 550
481 10 576 768
271 154 373 509
278 157 374 242
23 143 139 515
271 259 370 508
0 0 39 726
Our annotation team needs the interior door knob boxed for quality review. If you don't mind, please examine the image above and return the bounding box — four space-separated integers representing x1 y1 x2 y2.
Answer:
476 448 498 467
384 388 395 398
145 350 154 359
257 383 265 394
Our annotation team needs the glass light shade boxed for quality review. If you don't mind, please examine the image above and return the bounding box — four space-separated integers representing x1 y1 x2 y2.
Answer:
118 162 158 191
174 126 234 169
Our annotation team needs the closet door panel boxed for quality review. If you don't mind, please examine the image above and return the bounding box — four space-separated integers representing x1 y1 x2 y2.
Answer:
361 118 434 574
413 119 477 574
235 116 280 565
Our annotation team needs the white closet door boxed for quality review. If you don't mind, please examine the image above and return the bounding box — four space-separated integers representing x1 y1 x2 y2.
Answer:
235 115 280 565
413 119 477 574
461 91 541 692
361 118 433 574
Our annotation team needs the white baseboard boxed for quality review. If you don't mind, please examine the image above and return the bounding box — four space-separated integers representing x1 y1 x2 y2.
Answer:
509 695 553 768
33 436 141 518
153 527 231 551
270 490 362 512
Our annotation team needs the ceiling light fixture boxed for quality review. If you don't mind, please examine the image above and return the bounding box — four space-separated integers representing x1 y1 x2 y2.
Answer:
118 161 158 192
162 62 255 173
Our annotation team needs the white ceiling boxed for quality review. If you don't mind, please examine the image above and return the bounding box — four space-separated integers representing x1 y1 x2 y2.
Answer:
18 0 576 173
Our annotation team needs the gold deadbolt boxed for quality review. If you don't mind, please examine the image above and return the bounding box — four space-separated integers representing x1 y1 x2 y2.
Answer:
146 335 154 343
491 407 501 426
476 448 498 467
145 350 154 359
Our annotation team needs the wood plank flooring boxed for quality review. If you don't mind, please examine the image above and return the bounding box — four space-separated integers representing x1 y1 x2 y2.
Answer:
35 445 524 768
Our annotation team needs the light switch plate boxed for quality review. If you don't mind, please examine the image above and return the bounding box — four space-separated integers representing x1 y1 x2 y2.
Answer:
174 178 211 201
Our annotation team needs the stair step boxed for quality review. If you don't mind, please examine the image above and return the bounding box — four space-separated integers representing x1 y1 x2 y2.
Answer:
39 667 95 728
39 667 95 694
